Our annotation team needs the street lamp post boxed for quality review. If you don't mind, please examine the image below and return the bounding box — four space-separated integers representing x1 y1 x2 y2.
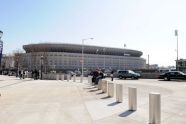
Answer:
0 30 3 68
124 44 127 70
0 30 3 96
81 38 94 83
175 30 179 70
96 49 99 69
148 54 150 70
103 48 106 69
40 56 44 80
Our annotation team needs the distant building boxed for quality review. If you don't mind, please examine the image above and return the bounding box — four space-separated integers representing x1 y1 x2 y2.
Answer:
22 43 146 72
146 64 159 69
176 59 186 72
1 54 15 70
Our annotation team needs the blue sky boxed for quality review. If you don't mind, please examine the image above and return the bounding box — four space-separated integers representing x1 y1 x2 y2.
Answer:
1 0 186 66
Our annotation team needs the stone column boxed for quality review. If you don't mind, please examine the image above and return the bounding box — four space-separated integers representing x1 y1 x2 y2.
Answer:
149 93 161 124
73 75 76 82
108 82 114 97
61 74 64 81
88 76 93 85
128 87 137 111
98 79 102 90
56 74 59 80
116 83 123 102
67 74 70 82
80 75 83 83
102 80 108 93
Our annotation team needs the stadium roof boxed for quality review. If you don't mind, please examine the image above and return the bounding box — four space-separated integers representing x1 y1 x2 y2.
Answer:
23 43 143 57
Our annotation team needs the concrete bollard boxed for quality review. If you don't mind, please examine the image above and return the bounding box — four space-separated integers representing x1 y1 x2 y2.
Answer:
56 74 59 80
73 75 76 82
61 74 64 81
107 82 114 97
149 93 161 124
67 74 70 82
116 83 123 102
80 75 83 83
88 76 93 85
98 79 102 90
88 76 90 83
128 87 137 111
101 80 108 93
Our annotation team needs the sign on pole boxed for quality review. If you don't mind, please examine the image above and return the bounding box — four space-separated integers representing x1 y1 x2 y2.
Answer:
175 29 178 36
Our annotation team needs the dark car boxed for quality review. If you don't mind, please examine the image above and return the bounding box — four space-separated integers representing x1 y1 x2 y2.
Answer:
117 70 140 79
66 71 76 76
158 71 186 81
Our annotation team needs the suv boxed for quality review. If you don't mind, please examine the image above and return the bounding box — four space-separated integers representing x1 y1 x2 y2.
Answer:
117 70 140 79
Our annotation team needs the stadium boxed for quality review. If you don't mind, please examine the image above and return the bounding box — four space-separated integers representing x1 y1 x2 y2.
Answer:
22 43 146 72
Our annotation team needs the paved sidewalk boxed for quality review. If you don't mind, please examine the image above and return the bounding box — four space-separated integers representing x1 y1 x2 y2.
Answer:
0 76 186 124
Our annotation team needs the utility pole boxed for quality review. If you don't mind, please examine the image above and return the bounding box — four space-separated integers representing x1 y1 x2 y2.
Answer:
0 30 3 68
103 48 106 69
148 54 149 70
124 44 126 70
81 38 94 83
175 29 179 70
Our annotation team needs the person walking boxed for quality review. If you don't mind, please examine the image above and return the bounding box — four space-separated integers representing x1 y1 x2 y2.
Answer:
110 70 114 81
19 70 22 79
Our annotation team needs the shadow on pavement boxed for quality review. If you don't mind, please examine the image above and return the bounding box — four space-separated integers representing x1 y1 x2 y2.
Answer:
96 92 105 95
83 86 96 89
101 96 111 99
158 79 186 82
89 89 99 92
119 110 136 117
107 101 121 106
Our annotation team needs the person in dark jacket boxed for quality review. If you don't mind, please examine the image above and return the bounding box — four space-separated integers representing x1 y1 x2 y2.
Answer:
92 70 99 84
19 70 22 79
111 70 114 81
95 70 104 85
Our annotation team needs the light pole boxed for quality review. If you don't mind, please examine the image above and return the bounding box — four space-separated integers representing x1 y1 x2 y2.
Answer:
175 29 179 70
103 48 106 69
124 44 127 70
0 30 3 69
148 54 150 70
40 56 44 80
16 58 19 77
81 38 94 83
96 49 99 69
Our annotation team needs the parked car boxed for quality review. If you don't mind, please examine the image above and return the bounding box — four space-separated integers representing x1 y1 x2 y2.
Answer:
104 69 112 77
74 70 81 76
158 71 186 81
66 71 76 76
117 70 140 79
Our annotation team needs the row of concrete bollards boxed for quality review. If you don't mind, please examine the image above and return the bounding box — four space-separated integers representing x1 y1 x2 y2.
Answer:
92 79 161 124
56 74 76 82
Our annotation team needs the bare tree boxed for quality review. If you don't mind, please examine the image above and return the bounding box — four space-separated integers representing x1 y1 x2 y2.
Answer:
13 49 24 72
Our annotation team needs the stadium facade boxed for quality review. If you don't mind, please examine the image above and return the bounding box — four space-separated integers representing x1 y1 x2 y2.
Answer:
22 43 146 72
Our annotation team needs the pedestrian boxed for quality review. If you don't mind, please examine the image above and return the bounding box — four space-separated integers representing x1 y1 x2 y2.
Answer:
21 70 25 79
33 69 37 80
19 70 22 79
95 70 104 85
92 69 99 84
111 70 114 81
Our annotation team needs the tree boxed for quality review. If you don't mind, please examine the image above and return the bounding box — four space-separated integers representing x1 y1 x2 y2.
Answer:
13 49 24 71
